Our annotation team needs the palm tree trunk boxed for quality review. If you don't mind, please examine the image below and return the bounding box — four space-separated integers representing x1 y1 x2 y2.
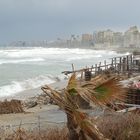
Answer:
67 114 87 140
66 94 90 140
67 113 79 140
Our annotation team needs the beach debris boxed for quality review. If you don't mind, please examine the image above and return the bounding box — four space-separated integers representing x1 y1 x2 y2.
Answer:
23 93 57 108
132 81 140 89
0 99 24 114
116 107 137 113
24 100 37 109
127 88 140 105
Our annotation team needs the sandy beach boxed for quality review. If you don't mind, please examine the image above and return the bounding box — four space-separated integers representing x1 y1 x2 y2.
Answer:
0 105 66 129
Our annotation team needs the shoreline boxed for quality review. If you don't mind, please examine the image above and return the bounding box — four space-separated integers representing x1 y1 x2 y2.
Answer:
0 45 138 53
0 79 68 101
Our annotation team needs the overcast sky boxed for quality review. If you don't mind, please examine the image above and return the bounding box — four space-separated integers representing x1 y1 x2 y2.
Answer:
0 0 140 43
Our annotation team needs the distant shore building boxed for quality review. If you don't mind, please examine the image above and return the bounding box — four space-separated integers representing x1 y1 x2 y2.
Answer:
7 26 140 48
93 30 114 46
123 26 140 47
67 35 81 47
9 40 48 47
82 34 93 46
103 29 114 46
93 26 140 48
113 32 123 46
94 31 104 44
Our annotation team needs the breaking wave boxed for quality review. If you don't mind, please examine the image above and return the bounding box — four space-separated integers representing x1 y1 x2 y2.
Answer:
0 48 120 65
66 54 102 61
0 47 123 98
0 47 117 58
0 75 59 97
0 58 45 65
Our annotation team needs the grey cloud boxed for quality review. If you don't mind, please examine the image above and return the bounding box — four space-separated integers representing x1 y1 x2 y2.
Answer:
0 0 140 43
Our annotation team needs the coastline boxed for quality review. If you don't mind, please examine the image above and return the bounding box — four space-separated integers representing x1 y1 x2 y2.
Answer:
46 45 139 52
0 79 68 101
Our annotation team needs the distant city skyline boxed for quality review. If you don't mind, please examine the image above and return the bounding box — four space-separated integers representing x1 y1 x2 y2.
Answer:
7 26 140 48
0 0 140 44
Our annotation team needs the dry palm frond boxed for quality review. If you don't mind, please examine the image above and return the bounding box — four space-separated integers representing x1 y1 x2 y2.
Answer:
92 78 127 106
66 73 127 108
67 74 78 96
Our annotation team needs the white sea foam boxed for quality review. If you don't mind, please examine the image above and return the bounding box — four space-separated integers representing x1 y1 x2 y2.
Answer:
0 48 119 66
65 54 102 61
0 58 45 65
0 48 117 59
0 75 57 97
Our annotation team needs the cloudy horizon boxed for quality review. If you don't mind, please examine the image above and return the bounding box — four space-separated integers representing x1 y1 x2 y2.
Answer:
0 0 140 44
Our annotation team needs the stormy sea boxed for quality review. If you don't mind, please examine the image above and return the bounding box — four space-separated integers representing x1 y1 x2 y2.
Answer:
0 47 124 98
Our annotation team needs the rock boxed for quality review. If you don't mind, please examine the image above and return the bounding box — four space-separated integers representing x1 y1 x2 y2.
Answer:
24 100 37 108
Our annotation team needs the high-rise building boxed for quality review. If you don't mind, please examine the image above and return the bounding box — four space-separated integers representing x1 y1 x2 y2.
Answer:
82 34 93 41
81 34 93 46
113 32 123 46
93 30 114 46
124 26 140 47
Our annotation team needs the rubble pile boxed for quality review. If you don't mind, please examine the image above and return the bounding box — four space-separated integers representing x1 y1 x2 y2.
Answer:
23 93 57 108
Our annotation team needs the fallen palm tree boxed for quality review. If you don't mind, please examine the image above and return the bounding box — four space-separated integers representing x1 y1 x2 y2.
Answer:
42 73 127 140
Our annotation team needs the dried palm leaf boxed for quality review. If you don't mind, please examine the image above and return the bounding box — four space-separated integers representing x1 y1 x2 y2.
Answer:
66 73 127 108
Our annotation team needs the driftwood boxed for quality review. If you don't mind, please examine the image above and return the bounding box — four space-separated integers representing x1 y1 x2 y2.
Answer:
117 107 137 113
